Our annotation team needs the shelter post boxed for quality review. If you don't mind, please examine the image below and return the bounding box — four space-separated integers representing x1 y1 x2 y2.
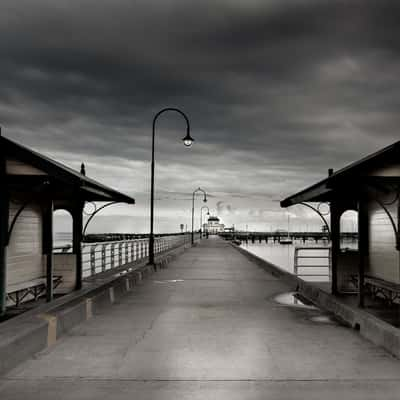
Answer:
358 199 368 308
73 200 84 290
43 200 54 302
330 200 341 295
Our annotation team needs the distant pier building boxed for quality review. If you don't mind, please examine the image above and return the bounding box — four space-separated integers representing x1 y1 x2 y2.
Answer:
204 216 225 234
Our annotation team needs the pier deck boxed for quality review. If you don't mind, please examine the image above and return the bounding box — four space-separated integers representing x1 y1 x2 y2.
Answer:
1 237 400 399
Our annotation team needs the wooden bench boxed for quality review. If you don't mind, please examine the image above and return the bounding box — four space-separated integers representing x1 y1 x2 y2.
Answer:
7 276 62 307
364 275 400 305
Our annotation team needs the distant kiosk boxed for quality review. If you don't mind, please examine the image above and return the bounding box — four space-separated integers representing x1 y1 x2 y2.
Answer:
203 216 225 235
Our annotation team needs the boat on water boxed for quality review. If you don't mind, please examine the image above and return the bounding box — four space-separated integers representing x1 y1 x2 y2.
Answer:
280 214 293 245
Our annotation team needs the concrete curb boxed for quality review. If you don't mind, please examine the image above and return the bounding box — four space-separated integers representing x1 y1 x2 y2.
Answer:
0 241 192 376
232 242 400 359
233 244 300 288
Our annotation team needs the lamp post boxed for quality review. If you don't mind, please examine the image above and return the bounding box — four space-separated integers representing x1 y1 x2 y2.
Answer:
191 188 207 244
149 108 194 265
200 206 210 237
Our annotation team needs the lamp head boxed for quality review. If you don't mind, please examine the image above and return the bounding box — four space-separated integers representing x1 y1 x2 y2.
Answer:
182 129 194 147
203 194 207 203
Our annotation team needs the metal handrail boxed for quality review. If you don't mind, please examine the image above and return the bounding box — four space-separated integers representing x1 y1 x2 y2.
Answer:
80 233 198 278
52 232 200 278
294 246 331 279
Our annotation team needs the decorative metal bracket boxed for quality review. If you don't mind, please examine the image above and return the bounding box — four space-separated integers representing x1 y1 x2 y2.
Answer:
82 201 120 236
362 183 399 251
299 202 331 239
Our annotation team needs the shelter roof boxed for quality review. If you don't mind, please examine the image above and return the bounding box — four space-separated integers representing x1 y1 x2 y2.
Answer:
2 135 135 204
281 140 400 207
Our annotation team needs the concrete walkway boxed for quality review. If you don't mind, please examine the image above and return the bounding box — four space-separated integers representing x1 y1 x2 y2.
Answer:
1 237 400 399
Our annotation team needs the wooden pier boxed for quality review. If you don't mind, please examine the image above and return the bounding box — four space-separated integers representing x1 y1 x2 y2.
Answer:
1 237 400 399
219 231 357 243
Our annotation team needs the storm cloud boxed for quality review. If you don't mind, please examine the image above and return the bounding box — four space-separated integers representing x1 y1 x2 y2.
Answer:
1 0 399 232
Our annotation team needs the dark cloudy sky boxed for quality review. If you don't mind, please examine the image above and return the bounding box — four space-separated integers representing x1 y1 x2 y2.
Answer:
1 0 399 233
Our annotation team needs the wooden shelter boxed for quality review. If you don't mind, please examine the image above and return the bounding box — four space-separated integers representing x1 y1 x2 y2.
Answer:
281 141 400 307
0 134 135 315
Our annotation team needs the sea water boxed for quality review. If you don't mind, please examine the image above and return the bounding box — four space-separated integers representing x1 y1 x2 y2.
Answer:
240 239 357 282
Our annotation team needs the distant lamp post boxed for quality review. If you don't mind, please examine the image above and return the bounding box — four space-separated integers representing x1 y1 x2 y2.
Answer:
191 188 207 244
149 108 193 265
200 206 210 237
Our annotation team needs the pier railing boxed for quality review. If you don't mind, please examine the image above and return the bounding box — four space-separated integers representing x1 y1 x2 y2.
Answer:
294 246 331 280
54 233 198 279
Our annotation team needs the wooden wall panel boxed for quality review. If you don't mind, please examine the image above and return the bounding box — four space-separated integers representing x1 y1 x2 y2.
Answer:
367 194 399 283
6 201 44 287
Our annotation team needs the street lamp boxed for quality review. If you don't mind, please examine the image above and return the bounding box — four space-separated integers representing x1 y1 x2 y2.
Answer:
191 187 207 244
200 206 210 237
149 107 194 265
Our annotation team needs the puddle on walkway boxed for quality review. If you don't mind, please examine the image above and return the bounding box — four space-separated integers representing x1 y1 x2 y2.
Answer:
309 315 340 325
273 292 318 310
153 279 184 284
273 292 343 326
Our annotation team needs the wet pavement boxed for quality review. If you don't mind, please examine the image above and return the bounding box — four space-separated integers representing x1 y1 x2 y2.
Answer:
1 237 400 399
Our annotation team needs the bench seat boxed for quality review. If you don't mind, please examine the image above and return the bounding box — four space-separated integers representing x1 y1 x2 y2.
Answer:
364 275 400 304
7 276 62 307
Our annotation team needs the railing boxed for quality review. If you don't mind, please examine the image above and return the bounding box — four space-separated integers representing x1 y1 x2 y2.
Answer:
294 246 331 280
53 233 199 278
80 233 198 278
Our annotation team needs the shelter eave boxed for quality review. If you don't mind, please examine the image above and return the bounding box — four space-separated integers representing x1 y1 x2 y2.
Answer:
6 174 135 204
281 175 400 208
280 179 331 207
80 184 135 204
3 136 135 205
